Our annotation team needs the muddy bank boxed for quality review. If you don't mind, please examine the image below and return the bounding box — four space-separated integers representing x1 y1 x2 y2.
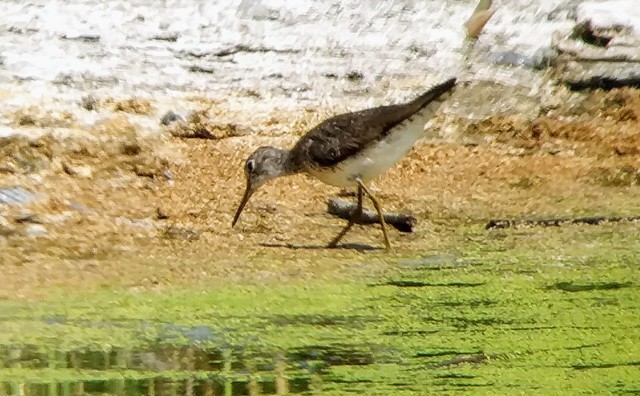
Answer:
0 83 639 298
0 0 639 296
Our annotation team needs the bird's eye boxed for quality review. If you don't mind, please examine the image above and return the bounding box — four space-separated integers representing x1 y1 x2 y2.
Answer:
246 159 255 172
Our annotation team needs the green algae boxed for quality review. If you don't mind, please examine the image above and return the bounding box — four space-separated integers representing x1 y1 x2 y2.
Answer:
1 223 639 394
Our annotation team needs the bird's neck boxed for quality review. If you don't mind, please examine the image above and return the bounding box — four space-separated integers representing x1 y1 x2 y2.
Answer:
275 148 298 176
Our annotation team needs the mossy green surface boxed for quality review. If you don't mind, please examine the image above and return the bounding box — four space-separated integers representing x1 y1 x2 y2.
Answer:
1 223 639 394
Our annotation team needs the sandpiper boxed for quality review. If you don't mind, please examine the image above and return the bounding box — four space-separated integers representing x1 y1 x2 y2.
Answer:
232 77 457 250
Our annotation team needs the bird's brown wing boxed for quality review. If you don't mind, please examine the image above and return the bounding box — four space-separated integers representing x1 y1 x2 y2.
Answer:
291 107 396 169
290 77 456 169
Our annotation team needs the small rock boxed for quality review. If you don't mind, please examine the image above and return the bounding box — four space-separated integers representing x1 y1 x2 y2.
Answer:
345 71 364 81
62 162 93 178
52 73 77 87
160 110 186 126
156 207 169 220
121 142 142 156
243 89 262 98
24 224 47 237
0 187 37 205
80 95 98 111
162 169 174 180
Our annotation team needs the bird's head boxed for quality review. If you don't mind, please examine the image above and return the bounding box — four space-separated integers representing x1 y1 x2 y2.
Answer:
232 146 290 226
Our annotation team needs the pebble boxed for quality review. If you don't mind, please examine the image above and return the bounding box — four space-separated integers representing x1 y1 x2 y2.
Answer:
156 207 169 220
24 224 47 237
162 169 174 180
160 110 186 126
0 187 37 205
62 162 93 178
80 95 98 111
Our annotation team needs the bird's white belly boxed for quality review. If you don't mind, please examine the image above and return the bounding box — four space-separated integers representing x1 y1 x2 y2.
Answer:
308 110 431 188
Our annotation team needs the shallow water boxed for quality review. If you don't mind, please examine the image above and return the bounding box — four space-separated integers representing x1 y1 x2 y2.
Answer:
0 0 585 131
1 224 639 394
0 0 573 88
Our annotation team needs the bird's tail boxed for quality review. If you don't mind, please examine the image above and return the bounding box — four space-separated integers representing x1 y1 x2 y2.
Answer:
410 77 457 110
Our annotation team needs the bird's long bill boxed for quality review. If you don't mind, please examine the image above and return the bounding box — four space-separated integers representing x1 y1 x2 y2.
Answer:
232 185 254 227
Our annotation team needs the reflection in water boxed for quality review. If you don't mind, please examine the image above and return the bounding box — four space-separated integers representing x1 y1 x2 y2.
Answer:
0 339 378 395
1 378 311 396
0 378 308 396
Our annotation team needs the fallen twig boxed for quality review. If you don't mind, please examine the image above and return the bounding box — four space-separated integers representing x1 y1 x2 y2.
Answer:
327 198 417 233
486 215 640 230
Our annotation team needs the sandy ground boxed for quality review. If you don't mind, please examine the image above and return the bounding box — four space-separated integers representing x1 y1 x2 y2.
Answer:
0 84 639 298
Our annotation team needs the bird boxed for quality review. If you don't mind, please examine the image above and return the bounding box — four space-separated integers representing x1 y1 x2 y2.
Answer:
232 77 457 250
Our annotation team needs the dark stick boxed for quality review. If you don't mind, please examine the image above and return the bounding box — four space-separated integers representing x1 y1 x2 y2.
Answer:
486 215 640 230
327 198 417 233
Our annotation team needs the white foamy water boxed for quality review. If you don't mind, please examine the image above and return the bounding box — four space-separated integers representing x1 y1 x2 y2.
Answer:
0 0 625 130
